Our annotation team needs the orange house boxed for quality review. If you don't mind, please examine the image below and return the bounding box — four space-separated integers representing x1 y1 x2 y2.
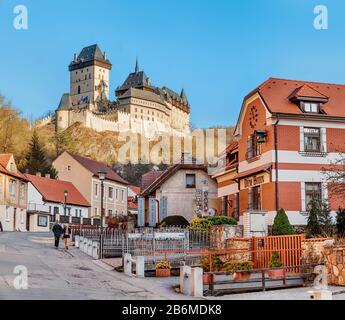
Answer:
218 78 345 236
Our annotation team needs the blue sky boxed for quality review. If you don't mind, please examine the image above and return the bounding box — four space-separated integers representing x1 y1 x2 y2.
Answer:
0 0 343 127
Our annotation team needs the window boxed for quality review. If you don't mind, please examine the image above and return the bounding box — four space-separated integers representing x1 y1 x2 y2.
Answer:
305 183 322 209
94 207 98 216
221 196 228 216
54 207 59 215
5 208 10 221
78 86 81 95
116 189 119 200
95 183 99 197
38 215 48 227
75 209 78 217
186 174 196 188
19 183 25 199
108 209 113 217
9 180 16 197
249 186 261 211
303 102 319 113
304 128 321 152
109 187 114 199
121 190 124 201
67 165 71 171
246 134 261 160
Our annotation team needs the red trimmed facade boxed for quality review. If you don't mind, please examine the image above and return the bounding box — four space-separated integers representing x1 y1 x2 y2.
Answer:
214 78 345 236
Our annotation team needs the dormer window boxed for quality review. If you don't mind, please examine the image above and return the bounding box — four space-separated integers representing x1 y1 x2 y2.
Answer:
301 102 320 113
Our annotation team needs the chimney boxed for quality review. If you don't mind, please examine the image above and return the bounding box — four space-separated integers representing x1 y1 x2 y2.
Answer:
104 52 107 60
74 53 77 62
45 174 51 179
36 172 41 177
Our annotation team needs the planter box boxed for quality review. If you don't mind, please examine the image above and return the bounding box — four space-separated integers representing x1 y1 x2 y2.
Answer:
233 272 251 281
156 269 171 278
268 269 285 279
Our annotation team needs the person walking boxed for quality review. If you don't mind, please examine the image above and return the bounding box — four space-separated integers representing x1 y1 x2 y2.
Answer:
62 224 71 250
52 222 63 248
0 221 3 232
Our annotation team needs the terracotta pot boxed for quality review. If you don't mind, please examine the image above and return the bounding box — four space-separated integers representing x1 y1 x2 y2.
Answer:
156 269 171 278
203 274 212 285
268 269 285 279
233 272 251 281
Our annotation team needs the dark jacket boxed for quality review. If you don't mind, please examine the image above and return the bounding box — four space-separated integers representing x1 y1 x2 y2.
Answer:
63 226 72 238
52 223 63 237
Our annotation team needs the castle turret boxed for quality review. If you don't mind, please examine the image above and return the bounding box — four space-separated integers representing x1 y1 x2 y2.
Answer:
68 44 112 108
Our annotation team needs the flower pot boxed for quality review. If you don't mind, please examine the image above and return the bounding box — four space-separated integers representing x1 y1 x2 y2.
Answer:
156 269 171 278
233 272 251 281
203 274 212 285
268 269 285 279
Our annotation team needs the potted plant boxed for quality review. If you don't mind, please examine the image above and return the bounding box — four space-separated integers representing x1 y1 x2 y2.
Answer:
268 251 284 279
200 255 223 284
223 261 253 281
155 261 171 278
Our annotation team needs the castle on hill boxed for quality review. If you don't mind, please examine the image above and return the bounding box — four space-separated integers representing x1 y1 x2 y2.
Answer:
56 44 191 137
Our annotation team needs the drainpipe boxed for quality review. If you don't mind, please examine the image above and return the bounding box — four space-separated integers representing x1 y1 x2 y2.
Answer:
154 199 160 224
274 119 280 212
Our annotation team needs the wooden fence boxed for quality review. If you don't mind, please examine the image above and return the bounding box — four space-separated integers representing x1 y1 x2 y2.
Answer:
252 234 305 273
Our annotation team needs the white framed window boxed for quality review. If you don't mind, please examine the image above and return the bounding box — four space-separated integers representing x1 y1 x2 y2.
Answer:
303 102 319 113
9 180 16 197
109 187 114 199
121 190 124 202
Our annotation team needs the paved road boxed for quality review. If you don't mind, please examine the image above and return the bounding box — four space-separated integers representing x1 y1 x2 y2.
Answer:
0 232 181 300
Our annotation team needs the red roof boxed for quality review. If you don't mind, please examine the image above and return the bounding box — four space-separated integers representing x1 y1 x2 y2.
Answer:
141 171 164 192
67 152 128 185
129 185 141 195
0 153 27 181
26 174 90 207
251 77 345 118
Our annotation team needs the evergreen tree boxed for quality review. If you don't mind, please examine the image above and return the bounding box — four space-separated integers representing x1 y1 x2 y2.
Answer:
24 130 58 179
318 201 334 237
272 208 295 236
306 197 322 238
336 208 345 238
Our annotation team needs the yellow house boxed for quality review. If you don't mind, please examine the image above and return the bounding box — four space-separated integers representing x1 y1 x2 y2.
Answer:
0 154 28 232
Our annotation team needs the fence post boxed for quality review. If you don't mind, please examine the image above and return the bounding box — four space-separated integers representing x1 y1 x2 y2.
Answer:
192 267 203 298
136 256 145 278
261 269 266 292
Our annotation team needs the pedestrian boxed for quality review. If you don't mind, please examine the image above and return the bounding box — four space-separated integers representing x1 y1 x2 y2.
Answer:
62 223 71 250
0 221 3 232
52 222 63 248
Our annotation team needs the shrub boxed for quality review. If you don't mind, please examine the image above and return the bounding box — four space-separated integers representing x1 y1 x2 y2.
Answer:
199 255 223 272
269 251 283 268
207 216 238 226
223 261 253 274
318 202 334 237
272 208 295 236
336 208 345 238
190 218 213 229
306 197 322 238
156 261 171 270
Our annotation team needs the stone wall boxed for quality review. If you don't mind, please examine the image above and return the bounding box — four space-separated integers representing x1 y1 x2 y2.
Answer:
301 239 326 265
324 245 345 286
211 225 244 249
224 238 251 262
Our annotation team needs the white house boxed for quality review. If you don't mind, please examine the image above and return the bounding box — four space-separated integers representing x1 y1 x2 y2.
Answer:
25 173 90 232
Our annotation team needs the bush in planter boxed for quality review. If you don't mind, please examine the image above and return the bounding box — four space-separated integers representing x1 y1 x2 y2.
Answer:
223 261 253 274
156 261 171 270
199 255 223 272
190 218 213 229
207 216 238 226
269 252 283 268
155 261 171 278
272 208 295 236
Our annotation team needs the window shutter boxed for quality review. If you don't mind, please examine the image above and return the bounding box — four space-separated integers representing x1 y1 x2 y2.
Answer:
248 188 253 210
137 197 145 227
300 127 305 152
321 128 327 153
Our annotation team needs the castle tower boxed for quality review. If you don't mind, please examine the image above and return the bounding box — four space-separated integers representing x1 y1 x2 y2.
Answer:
68 44 112 109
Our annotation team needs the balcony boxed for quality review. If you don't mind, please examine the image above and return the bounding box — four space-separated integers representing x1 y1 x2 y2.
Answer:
27 203 51 213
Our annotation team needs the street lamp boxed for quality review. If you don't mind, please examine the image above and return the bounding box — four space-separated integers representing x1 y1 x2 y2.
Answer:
98 168 107 259
64 189 69 217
